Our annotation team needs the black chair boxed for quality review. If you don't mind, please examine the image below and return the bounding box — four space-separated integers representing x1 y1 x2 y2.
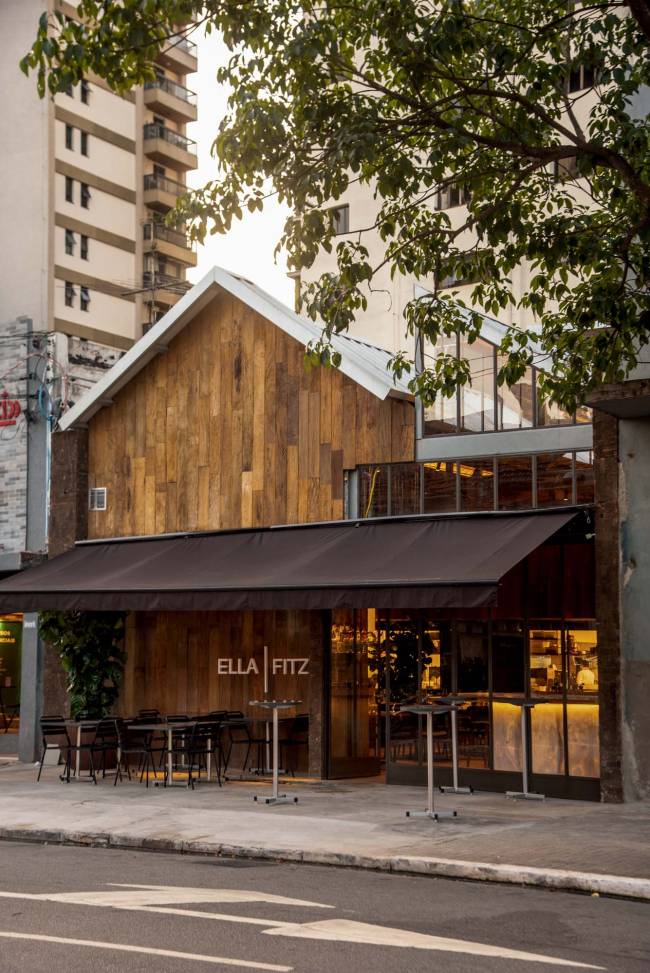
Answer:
37 716 70 781
0 686 20 733
114 718 159 786
223 711 267 777
65 721 99 785
91 718 120 780
137 708 162 720
279 715 309 777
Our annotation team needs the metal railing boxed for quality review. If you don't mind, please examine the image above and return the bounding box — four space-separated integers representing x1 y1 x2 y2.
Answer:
143 123 196 153
143 222 192 250
177 36 198 57
143 173 188 197
145 76 197 105
143 271 192 293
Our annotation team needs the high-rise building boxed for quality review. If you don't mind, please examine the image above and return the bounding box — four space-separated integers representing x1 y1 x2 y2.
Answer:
0 0 198 758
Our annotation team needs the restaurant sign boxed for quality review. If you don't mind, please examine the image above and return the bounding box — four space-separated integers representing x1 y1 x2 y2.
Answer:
217 646 310 687
0 391 21 428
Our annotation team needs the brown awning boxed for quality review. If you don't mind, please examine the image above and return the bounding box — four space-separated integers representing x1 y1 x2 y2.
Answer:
0 512 575 612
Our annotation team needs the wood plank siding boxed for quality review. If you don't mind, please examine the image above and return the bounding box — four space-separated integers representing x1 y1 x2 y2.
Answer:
87 289 414 539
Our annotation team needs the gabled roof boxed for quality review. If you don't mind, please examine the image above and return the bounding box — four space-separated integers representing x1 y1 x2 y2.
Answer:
59 266 412 431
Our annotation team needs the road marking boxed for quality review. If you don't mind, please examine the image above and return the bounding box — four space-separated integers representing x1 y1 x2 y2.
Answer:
0 931 292 970
264 919 606 969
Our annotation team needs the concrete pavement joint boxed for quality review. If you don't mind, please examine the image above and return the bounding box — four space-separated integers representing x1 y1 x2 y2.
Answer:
0 825 649 902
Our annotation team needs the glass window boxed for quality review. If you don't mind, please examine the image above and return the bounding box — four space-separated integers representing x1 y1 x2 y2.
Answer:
64 282 75 307
567 703 599 777
64 229 75 255
81 79 90 104
459 336 496 432
529 626 563 695
457 621 489 691
497 357 534 429
65 123 74 150
80 131 89 156
328 204 349 235
80 235 89 260
537 388 573 426
423 335 458 435
421 621 452 696
390 464 421 516
567 626 598 695
459 458 494 511
423 461 457 513
575 404 592 424
358 465 388 518
497 455 533 509
531 703 565 774
492 621 525 694
536 452 573 507
80 286 90 312
575 450 594 504
81 183 91 208
65 176 74 203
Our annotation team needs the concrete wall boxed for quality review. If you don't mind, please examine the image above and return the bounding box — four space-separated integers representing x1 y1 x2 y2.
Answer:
618 417 650 799
0 320 29 555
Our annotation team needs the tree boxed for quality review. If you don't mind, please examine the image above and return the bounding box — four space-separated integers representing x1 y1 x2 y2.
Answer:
21 1 650 411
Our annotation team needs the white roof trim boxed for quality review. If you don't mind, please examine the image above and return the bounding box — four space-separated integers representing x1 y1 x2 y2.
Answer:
60 266 412 431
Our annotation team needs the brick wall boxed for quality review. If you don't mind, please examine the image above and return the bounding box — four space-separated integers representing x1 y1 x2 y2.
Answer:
0 319 29 556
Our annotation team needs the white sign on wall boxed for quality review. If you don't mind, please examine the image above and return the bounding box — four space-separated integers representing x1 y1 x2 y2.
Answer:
217 645 309 691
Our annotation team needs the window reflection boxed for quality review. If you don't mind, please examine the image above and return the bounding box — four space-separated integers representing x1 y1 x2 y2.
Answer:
423 335 458 435
391 463 421 516
497 455 533 509
575 451 595 504
359 465 388 518
459 337 496 432
538 393 573 427
459 458 495 511
492 621 525 693
457 621 489 691
497 357 534 429
423 461 457 513
536 452 573 507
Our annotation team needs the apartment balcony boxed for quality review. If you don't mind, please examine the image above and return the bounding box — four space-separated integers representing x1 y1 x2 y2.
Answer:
143 123 197 172
157 35 198 75
143 172 189 213
144 77 197 124
142 271 192 308
143 221 197 267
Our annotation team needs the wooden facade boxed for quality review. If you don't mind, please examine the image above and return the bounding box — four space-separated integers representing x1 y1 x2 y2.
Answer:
86 289 414 540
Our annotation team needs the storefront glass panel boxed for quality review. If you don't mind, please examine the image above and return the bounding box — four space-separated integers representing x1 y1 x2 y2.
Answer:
567 703 600 777
529 626 563 695
567 626 598 694
536 452 573 507
423 336 458 435
492 701 522 771
423 461 457 513
329 610 381 776
0 616 22 733
492 621 525 693
358 465 388 518
390 463 421 516
575 451 595 505
497 455 533 509
531 703 565 775
459 459 495 512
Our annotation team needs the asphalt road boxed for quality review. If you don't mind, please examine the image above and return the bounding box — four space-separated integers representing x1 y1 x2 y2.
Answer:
0 842 647 973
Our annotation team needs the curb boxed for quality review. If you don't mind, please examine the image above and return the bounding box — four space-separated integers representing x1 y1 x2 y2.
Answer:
1 826 649 901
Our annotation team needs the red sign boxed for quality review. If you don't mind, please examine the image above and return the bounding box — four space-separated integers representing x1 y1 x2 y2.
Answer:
0 391 21 428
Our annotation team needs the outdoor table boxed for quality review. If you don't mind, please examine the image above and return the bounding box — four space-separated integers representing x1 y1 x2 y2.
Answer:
434 695 474 795
492 698 545 801
63 718 100 779
400 703 458 821
128 720 196 788
248 700 301 806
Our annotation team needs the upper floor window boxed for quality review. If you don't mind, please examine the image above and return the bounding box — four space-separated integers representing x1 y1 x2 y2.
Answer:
568 62 596 93
328 204 349 235
80 131 89 156
422 333 589 437
65 124 74 150
435 182 471 210
80 79 90 104
80 183 91 208
65 176 74 203
80 234 89 260
64 281 76 307
437 252 483 290
80 286 91 312
64 229 75 255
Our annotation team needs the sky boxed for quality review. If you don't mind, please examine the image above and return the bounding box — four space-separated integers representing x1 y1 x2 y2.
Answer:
186 27 293 306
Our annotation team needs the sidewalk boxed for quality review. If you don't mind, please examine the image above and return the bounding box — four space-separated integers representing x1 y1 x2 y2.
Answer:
1 761 650 900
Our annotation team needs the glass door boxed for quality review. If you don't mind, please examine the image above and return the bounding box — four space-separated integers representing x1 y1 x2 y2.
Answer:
328 610 382 778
